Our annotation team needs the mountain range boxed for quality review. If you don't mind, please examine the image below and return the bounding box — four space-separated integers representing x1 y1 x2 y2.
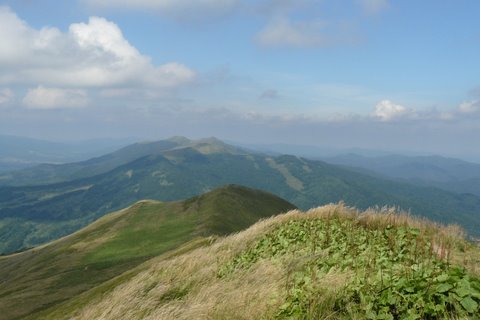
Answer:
324 153 480 196
0 137 479 255
0 135 132 173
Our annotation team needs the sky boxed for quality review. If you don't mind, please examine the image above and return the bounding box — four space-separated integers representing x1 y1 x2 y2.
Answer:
0 0 479 158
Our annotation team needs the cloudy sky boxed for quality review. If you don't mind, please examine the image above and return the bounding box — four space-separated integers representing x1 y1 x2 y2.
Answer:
0 0 479 158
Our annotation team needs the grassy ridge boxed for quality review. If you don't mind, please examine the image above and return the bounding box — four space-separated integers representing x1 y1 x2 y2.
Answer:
31 205 480 320
0 185 295 320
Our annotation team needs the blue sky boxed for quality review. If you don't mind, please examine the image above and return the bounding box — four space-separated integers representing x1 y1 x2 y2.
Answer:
0 0 479 158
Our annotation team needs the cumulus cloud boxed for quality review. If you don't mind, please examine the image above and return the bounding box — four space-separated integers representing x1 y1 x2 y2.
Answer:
369 99 480 123
458 100 480 114
358 0 389 14
0 7 195 89
0 88 13 106
256 16 330 48
23 86 89 109
83 0 238 20
371 100 412 121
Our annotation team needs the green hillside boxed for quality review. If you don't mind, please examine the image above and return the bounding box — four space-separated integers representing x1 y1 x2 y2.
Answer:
27 205 480 320
1 138 480 254
0 185 295 320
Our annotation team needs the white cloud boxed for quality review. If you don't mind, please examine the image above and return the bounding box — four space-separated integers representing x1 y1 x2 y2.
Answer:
0 88 13 106
0 7 195 89
256 17 329 48
369 100 467 123
23 86 89 109
371 100 412 121
458 100 479 114
358 0 389 14
83 0 238 19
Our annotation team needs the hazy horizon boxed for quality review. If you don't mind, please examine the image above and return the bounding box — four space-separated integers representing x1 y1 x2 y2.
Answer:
3 133 480 163
1 1 479 159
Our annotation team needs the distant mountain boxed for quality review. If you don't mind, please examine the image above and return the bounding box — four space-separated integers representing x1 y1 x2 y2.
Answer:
1 137 480 255
0 136 243 186
324 153 480 196
0 185 295 320
0 134 132 173
231 141 393 158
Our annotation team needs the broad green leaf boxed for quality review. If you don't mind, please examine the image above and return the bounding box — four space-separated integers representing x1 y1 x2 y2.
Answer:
435 274 449 282
436 283 453 293
455 287 472 298
460 296 478 313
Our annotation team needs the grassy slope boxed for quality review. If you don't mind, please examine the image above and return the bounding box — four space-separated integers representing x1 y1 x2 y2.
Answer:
32 205 480 320
0 185 295 320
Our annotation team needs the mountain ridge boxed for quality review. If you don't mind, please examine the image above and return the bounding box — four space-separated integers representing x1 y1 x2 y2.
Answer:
0 136 246 187
0 134 131 173
1 137 480 255
0 185 296 320
324 153 480 196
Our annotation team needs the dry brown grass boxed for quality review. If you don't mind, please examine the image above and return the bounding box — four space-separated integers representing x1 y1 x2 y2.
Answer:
38 204 479 320
63 210 300 320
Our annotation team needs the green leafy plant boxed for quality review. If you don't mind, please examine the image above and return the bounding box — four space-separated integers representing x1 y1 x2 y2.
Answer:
220 216 480 319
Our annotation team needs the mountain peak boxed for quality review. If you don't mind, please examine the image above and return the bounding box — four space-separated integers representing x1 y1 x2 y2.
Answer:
198 136 223 144
186 137 244 155
165 136 192 145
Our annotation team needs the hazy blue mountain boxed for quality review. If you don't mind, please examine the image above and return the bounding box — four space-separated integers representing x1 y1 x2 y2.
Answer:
230 141 394 159
323 153 480 196
0 136 233 186
0 135 134 173
1 137 479 254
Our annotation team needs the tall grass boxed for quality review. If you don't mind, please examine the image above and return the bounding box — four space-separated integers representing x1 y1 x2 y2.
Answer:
34 204 480 320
